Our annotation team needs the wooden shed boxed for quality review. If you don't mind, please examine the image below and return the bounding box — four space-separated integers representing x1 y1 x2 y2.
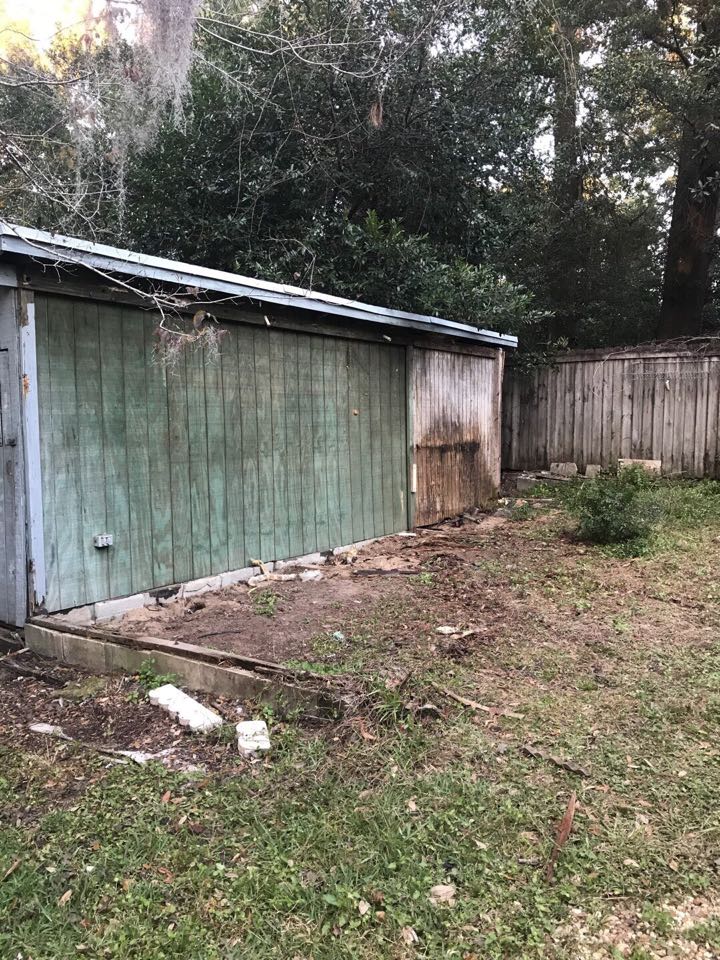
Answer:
0 224 516 627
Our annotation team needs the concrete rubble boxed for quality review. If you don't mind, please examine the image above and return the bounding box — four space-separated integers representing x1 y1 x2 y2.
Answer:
236 719 271 755
148 684 224 733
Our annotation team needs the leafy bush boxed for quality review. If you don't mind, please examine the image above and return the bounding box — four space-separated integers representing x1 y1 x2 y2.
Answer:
568 467 659 546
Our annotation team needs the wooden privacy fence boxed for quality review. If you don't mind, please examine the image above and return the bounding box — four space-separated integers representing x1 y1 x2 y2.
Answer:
502 346 720 478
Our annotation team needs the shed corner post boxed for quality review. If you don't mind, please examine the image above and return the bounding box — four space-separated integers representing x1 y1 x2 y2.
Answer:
406 344 416 530
496 347 506 493
18 286 46 616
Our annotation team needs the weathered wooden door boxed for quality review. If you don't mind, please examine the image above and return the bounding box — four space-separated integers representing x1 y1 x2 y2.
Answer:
0 327 25 625
413 347 503 526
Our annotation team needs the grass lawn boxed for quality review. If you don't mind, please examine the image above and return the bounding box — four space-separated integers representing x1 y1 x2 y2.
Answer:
2 480 720 959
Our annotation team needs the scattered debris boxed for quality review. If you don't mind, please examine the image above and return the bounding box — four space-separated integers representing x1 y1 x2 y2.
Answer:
396 531 417 538
148 684 224 733
29 722 72 740
0 658 66 687
401 926 419 945
236 719 271 755
435 626 458 635
352 568 421 577
520 744 589 778
413 702 443 721
429 681 524 720
546 791 577 882
429 883 457 906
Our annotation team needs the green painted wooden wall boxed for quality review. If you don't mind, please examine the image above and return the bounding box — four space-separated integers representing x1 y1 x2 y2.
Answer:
35 294 408 611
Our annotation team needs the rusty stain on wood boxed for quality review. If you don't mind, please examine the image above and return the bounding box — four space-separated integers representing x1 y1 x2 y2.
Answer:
413 349 502 525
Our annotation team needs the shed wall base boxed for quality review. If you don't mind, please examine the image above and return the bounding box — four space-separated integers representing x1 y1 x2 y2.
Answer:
48 536 386 625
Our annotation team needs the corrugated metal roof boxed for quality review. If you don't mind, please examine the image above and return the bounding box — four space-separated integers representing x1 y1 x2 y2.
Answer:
0 222 518 348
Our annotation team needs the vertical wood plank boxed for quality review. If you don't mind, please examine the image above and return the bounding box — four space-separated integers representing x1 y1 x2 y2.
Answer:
205 345 229 574
144 321 174 586
222 327 245 570
167 351 192 583
269 330 290 560
34 295 60 610
379 347 395 535
283 333 304 558
368 343 384 537
52 297 86 608
296 335 316 554
239 326 261 564
310 336 329 550
123 308 153 594
186 343 211 578
390 346 407 530
323 338 341 548
75 300 109 603
347 340 365 542
335 339 353 545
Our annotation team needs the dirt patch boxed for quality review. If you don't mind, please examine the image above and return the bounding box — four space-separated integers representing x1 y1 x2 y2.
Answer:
111 523 510 665
0 655 251 775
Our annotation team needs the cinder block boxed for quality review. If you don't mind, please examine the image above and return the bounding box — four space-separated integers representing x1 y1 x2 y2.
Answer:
60 633 110 673
585 464 603 478
220 566 256 587
181 576 222 598
58 605 96 626
516 475 540 493
94 593 151 621
618 458 661 475
550 462 578 478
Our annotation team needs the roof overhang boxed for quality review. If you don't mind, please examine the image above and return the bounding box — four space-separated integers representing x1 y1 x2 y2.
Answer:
0 222 518 349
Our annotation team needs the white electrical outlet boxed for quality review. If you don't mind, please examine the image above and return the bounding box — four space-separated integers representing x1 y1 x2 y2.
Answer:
93 533 113 548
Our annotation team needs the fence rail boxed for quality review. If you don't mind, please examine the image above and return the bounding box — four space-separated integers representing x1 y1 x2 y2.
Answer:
502 347 720 478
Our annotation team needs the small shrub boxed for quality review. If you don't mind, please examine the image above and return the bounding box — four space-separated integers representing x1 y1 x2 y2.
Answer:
136 659 177 693
252 588 279 617
568 467 659 546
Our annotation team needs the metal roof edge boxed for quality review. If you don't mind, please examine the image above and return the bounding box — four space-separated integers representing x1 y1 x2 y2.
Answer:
0 222 518 348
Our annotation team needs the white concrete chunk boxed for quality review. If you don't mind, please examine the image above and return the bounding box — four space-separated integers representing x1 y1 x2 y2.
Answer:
236 720 271 755
299 570 323 582
584 464 603 478
148 684 223 733
94 593 152 621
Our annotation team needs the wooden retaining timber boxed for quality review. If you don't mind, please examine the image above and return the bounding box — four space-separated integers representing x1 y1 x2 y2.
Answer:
502 346 720 477
25 617 342 718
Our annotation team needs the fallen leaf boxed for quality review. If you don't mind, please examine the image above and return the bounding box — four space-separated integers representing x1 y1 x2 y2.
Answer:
58 889 73 906
161 791 171 804
357 899 370 916
545 791 577 883
2 859 21 882
401 925 419 944
406 798 418 813
357 718 378 742
429 883 457 906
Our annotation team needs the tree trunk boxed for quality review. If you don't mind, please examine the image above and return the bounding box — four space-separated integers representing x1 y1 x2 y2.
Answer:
657 121 720 339
657 5 720 339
